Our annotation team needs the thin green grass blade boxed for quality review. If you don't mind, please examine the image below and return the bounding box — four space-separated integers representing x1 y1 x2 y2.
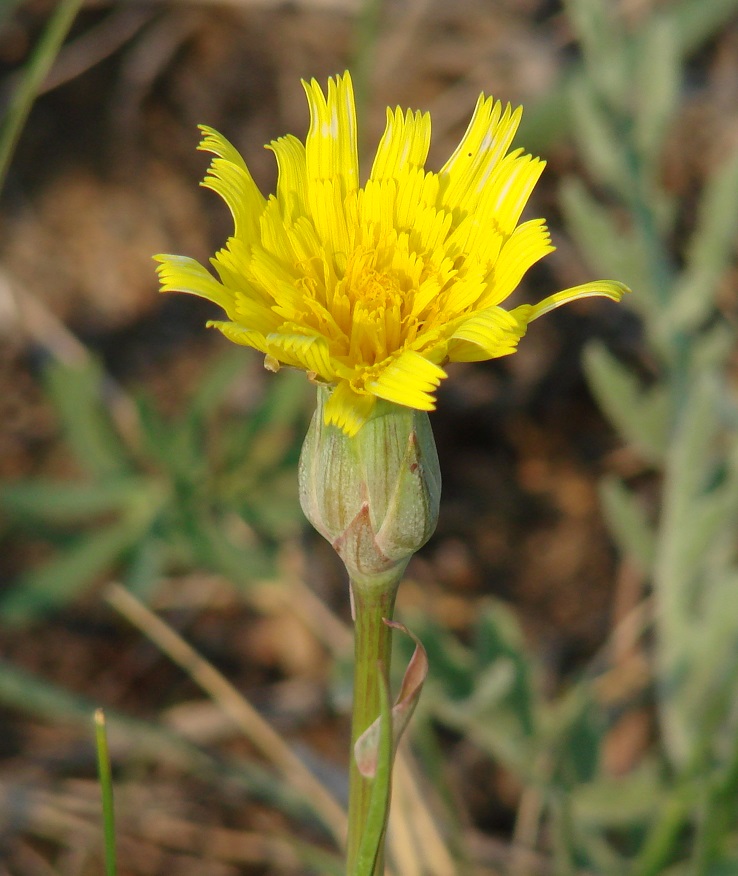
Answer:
0 0 84 191
0 658 326 829
94 709 118 876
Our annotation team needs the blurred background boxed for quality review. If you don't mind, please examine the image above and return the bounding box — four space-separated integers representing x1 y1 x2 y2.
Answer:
1 0 738 874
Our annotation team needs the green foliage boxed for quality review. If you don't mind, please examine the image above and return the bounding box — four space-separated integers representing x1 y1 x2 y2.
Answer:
554 0 738 870
409 601 539 776
407 600 668 873
0 352 309 621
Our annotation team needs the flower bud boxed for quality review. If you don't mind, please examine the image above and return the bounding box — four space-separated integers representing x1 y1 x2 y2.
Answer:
299 386 441 594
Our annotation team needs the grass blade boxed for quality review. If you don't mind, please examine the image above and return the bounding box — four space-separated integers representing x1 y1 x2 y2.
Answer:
94 708 118 876
0 0 84 191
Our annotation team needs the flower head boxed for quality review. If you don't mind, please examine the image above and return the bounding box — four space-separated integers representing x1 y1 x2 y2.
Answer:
156 71 627 435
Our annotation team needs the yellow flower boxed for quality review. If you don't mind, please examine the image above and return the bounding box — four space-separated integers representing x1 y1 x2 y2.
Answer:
155 71 628 436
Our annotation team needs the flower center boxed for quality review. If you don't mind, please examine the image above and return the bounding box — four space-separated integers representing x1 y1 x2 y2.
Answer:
333 248 408 365
352 269 398 311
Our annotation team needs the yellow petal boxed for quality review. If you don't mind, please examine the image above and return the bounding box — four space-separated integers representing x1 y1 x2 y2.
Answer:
513 281 631 323
308 178 351 265
370 107 431 182
302 72 359 198
207 320 268 353
324 381 377 436
155 254 235 315
367 351 446 410
439 96 522 215
198 126 265 240
476 152 546 237
447 307 526 362
481 219 554 308
266 332 336 381
267 134 308 218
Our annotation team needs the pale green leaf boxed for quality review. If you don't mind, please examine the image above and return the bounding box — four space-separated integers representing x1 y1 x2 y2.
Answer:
571 763 665 827
600 476 656 573
668 0 738 56
568 78 629 192
44 360 129 479
0 478 145 525
564 0 628 109
584 342 670 462
669 148 738 331
561 178 656 314
633 16 680 166
0 520 140 622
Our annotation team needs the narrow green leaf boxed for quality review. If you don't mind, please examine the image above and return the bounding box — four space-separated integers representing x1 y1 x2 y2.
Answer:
568 77 629 192
186 348 249 421
653 373 731 765
561 178 655 310
0 478 148 525
94 709 118 876
584 342 670 462
557 697 604 785
135 393 204 483
660 373 721 538
633 16 680 167
564 0 628 109
599 476 656 573
354 621 428 779
191 512 276 586
633 791 693 876
670 147 738 332
122 536 166 600
668 0 738 57
44 360 130 479
0 519 140 622
668 487 735 591
571 764 665 827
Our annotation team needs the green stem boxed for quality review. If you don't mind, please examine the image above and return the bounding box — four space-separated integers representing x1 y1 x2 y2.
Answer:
0 0 84 193
94 708 117 876
346 580 398 876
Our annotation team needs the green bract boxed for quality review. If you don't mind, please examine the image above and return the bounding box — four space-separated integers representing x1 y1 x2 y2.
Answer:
299 385 441 593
